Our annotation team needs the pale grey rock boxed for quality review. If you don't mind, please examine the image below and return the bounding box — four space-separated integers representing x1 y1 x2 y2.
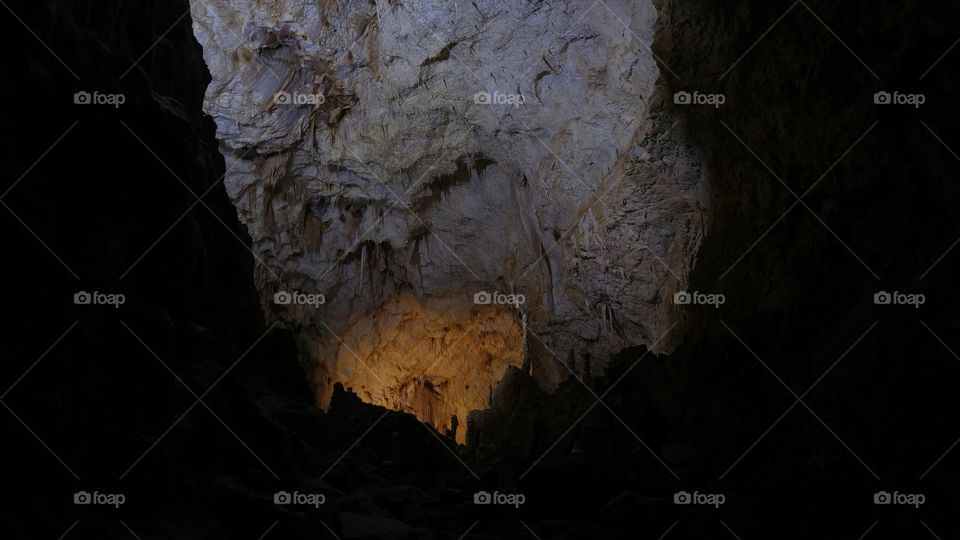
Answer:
189 0 709 439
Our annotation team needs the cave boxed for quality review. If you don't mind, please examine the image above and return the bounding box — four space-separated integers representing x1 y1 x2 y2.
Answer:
4 0 960 538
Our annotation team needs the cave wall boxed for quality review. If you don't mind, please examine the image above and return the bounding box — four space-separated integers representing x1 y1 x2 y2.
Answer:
1 0 316 536
188 0 711 430
618 0 960 529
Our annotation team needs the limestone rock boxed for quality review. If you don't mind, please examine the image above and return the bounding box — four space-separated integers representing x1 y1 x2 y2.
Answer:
189 0 709 438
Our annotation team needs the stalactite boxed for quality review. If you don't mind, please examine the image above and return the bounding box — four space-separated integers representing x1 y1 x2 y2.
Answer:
521 310 530 374
358 242 366 295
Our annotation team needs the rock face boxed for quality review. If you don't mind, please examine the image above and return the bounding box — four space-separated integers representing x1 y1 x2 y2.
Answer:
189 0 709 438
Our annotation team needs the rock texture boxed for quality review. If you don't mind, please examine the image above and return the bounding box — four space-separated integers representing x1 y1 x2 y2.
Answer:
189 0 709 434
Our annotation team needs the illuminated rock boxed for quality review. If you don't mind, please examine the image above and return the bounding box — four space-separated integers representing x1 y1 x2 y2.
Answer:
189 0 709 438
